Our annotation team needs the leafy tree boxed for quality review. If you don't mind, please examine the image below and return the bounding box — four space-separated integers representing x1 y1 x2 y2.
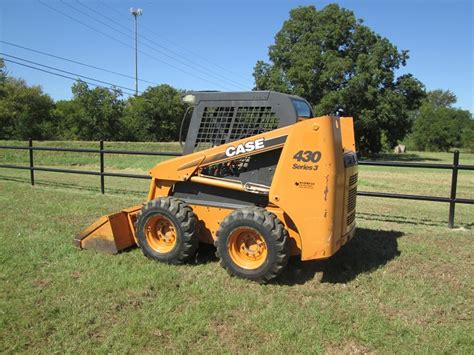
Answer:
423 89 457 109
0 73 187 142
51 99 82 140
460 119 474 152
0 58 7 84
253 4 425 154
411 90 472 151
64 81 125 140
121 84 185 141
1 62 188 143
0 76 55 140
0 59 7 106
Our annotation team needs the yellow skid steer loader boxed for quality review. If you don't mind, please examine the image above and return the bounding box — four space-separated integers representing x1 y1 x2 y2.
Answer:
75 91 358 283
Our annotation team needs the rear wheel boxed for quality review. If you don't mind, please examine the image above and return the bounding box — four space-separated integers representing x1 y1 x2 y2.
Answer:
215 207 289 283
135 197 198 264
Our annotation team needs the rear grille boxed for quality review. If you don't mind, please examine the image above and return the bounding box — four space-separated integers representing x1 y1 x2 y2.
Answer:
349 173 358 186
347 211 356 226
347 186 357 213
346 185 357 226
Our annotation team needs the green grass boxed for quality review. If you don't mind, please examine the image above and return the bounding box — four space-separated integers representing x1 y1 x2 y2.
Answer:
0 142 473 353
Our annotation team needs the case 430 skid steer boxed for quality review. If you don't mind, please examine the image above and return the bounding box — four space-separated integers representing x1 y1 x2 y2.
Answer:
75 91 358 283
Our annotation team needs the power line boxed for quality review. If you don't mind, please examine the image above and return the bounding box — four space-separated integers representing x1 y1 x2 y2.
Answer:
39 0 235 91
1 53 139 94
62 0 247 91
0 40 159 86
37 0 237 91
80 0 251 89
97 1 254 87
75 0 252 89
3 58 134 97
140 23 254 87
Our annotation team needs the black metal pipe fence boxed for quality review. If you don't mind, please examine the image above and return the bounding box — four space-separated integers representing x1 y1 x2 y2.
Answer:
0 139 473 228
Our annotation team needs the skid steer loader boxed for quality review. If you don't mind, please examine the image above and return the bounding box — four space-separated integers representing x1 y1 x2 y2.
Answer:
75 91 358 283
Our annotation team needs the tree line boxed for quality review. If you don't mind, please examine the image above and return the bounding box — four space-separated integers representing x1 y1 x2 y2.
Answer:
0 64 186 143
1 4 472 153
253 4 472 153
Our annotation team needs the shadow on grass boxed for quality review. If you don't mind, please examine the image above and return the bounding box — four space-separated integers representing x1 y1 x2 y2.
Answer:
360 153 441 162
192 228 404 285
276 228 403 286
0 174 145 197
194 243 219 264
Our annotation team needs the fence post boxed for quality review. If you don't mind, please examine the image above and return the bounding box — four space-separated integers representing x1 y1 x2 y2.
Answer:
28 138 35 186
100 140 105 194
448 150 459 228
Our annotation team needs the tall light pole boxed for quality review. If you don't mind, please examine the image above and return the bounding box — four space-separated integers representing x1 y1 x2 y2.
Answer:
130 7 143 96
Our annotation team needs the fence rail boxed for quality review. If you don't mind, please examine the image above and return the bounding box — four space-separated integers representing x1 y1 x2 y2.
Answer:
358 152 474 228
0 139 472 228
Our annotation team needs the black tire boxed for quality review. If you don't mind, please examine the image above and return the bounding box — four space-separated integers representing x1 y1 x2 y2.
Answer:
215 207 289 283
135 197 198 264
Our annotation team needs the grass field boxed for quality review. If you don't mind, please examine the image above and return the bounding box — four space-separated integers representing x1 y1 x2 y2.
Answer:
1 141 473 353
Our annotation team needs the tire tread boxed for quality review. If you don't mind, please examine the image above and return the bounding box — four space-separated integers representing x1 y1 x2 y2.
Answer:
135 197 198 264
215 207 289 283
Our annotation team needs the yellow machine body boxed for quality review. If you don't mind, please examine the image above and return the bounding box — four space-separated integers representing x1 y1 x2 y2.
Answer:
75 115 357 262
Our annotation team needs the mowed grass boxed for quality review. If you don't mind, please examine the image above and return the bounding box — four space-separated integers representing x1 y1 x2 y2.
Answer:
359 151 474 201
0 141 473 353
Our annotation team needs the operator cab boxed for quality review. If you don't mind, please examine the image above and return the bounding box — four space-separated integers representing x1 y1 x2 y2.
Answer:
180 91 314 154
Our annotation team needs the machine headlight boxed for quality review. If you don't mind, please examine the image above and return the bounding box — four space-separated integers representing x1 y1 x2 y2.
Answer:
182 94 196 105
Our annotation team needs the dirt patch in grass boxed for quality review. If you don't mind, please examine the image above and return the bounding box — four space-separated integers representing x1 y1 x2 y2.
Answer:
210 313 272 354
325 341 374 355
32 279 51 289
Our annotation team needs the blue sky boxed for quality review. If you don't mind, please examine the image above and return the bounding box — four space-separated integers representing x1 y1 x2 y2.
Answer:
1 0 473 111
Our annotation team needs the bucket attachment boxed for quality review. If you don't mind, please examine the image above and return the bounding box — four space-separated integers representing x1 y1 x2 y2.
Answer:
74 205 142 254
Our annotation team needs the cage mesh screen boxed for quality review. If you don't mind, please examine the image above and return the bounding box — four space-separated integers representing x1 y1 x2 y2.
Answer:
230 107 279 140
194 106 279 151
195 107 234 151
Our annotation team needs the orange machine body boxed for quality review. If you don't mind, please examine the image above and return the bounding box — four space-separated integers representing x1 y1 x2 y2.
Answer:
75 115 357 262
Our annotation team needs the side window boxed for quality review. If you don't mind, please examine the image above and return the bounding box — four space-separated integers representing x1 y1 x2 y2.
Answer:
292 99 313 118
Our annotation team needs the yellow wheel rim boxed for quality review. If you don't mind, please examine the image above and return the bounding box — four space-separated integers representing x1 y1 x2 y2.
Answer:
145 215 177 253
228 227 267 269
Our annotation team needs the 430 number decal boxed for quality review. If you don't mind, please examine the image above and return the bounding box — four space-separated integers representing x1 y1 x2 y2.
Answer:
293 150 322 163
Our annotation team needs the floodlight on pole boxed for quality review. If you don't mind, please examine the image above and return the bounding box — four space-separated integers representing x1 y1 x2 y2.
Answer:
130 7 143 96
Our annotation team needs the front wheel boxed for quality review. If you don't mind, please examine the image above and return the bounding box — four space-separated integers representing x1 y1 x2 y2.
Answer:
215 207 289 283
135 197 198 264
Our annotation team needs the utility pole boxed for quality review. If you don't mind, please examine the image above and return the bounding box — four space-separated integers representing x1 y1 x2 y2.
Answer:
130 7 143 96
